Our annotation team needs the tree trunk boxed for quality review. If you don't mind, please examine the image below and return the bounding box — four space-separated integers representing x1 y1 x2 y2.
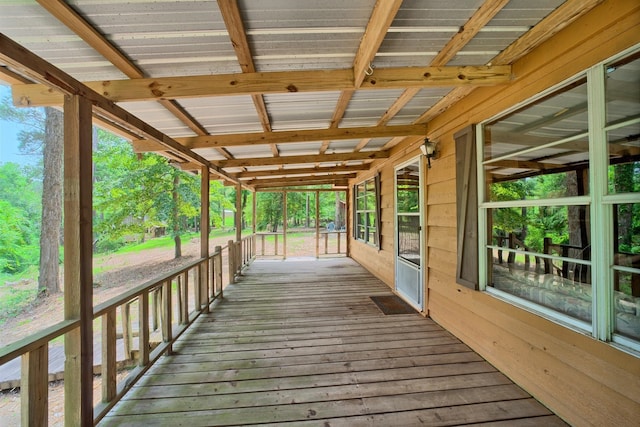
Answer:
172 172 182 258
38 107 64 295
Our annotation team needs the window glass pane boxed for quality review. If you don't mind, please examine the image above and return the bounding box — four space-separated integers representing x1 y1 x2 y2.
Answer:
397 163 420 214
356 194 365 211
614 203 640 256
607 123 640 195
484 80 588 161
613 202 640 339
367 226 377 246
398 215 420 266
488 204 592 322
491 205 590 256
366 192 376 211
487 167 589 202
606 55 640 125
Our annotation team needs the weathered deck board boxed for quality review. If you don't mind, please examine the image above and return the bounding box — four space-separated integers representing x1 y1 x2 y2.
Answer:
100 258 566 426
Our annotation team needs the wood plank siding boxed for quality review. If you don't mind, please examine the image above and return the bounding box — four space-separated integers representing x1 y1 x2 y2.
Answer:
349 1 640 426
100 258 565 426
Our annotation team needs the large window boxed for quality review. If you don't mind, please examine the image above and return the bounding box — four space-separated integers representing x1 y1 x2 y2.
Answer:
354 175 380 247
478 48 640 352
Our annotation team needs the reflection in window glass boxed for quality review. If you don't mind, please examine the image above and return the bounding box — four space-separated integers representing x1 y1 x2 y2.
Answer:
606 55 640 125
484 79 588 161
398 215 420 266
613 202 640 340
487 168 589 202
488 204 592 323
607 124 640 195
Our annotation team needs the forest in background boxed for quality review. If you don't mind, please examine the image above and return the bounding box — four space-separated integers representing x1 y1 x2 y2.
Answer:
0 95 343 308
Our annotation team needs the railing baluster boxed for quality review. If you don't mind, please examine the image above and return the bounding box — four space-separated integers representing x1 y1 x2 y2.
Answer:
21 344 48 426
176 275 183 325
215 246 223 297
138 291 150 367
102 308 117 403
184 270 191 320
163 280 173 354
122 303 132 360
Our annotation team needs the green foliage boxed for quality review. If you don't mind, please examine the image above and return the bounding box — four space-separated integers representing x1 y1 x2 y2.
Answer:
93 134 202 253
0 163 41 273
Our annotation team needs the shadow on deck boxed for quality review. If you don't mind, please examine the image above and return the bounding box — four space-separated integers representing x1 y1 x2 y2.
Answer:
100 257 566 426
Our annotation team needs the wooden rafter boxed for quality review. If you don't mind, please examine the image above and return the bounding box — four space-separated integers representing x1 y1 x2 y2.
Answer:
356 0 510 151
12 65 512 107
215 151 389 168
323 0 402 157
319 90 355 155
415 0 605 126
217 0 278 157
0 34 238 184
36 0 233 159
132 124 427 152
353 0 403 87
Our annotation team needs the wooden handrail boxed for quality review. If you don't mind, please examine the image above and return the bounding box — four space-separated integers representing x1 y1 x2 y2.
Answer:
0 241 252 425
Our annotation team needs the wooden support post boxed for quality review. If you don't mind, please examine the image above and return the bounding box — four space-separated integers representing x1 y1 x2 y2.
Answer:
274 234 278 256
21 345 48 427
138 291 150 366
235 183 242 243
200 166 210 312
283 191 287 259
252 190 257 236
316 190 320 258
101 309 117 403
63 94 94 427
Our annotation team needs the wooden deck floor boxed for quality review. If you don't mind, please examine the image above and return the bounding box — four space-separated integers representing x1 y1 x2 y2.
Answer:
100 258 567 426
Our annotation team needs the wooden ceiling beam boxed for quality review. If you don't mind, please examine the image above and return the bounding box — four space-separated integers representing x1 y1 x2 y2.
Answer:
215 151 389 168
132 124 426 152
237 164 369 179
12 65 512 107
246 173 357 186
253 178 350 190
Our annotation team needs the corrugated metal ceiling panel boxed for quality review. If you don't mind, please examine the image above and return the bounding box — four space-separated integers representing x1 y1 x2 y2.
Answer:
69 0 241 76
374 0 485 68
0 3 126 81
118 101 194 137
264 91 339 131
179 96 263 135
240 0 376 71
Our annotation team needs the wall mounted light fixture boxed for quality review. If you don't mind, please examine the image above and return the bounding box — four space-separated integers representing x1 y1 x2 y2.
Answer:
420 138 438 168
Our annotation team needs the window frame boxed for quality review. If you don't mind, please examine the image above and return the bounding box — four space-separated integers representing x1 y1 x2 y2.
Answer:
353 174 381 249
476 45 640 355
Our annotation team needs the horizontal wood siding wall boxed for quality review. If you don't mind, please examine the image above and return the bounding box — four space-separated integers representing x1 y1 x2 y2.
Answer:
349 1 640 425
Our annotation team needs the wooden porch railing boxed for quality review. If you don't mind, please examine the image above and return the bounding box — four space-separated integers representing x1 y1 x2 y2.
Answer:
0 235 255 425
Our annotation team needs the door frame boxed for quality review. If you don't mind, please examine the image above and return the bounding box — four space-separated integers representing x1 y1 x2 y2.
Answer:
394 156 425 311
